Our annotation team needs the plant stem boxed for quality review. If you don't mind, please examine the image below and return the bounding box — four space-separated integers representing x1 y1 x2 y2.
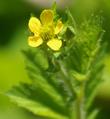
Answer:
76 82 86 119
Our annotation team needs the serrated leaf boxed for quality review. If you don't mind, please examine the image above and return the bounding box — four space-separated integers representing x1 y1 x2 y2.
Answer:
22 49 49 71
8 95 68 119
85 45 105 109
7 83 69 118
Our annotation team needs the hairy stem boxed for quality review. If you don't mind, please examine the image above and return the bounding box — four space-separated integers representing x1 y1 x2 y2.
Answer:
76 82 86 119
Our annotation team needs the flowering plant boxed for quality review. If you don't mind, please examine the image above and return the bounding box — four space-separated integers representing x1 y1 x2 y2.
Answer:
7 3 105 119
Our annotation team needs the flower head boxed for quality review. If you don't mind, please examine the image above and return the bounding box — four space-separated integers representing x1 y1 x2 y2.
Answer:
28 9 63 51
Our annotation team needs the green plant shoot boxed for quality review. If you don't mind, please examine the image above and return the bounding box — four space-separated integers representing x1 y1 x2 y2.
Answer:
7 3 105 119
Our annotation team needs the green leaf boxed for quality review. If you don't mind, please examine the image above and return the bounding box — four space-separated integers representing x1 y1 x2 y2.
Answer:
66 8 77 34
52 2 57 14
8 95 67 119
22 48 49 71
85 43 106 109
7 83 69 119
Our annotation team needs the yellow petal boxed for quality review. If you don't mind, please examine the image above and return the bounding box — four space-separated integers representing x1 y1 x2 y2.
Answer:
28 36 43 47
47 39 62 51
40 9 53 25
55 20 63 34
28 17 41 35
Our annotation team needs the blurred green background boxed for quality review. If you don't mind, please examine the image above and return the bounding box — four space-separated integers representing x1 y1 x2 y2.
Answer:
0 0 110 119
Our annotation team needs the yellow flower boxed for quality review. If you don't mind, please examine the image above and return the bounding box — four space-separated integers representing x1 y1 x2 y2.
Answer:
28 9 63 51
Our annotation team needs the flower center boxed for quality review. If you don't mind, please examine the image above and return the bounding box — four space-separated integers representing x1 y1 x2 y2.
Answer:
40 25 54 41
